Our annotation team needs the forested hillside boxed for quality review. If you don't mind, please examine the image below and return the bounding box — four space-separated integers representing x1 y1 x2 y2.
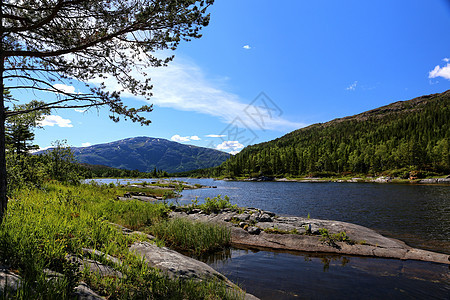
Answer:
215 90 450 178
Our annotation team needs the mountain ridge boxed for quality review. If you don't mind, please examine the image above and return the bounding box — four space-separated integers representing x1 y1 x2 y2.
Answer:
62 136 230 173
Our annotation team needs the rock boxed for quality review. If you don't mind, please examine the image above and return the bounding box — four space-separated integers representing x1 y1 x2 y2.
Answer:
67 255 123 278
0 267 21 296
247 227 261 235
235 213 250 221
374 176 392 183
263 211 276 217
82 248 122 266
130 242 226 281
239 222 247 228
187 208 201 214
129 242 259 299
259 213 273 222
73 282 105 299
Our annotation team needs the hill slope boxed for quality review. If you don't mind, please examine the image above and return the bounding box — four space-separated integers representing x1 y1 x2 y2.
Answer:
217 90 450 177
69 137 230 173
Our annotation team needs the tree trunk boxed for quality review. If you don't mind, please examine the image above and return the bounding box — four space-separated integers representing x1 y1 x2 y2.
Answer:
0 0 7 222
0 69 6 222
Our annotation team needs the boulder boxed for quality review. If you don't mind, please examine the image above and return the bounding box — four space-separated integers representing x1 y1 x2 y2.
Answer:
130 241 227 281
235 213 250 221
258 213 273 222
67 255 123 278
73 282 105 300
247 227 261 235
0 268 21 296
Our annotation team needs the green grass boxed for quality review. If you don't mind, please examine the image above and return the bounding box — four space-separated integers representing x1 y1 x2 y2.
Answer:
150 218 231 256
0 183 242 299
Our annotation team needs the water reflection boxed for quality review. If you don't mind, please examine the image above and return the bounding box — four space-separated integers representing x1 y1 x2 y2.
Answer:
200 247 450 300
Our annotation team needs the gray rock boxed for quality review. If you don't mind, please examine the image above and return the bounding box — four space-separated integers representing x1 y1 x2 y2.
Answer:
82 248 122 266
238 222 247 228
259 213 273 222
249 213 259 222
374 176 392 183
247 227 261 235
67 255 123 278
235 213 250 221
263 211 276 217
0 268 21 296
73 282 105 299
129 242 226 281
437 178 450 183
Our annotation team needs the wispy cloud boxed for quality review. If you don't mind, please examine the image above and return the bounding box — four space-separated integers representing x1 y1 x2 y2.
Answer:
205 134 226 138
429 62 450 80
88 56 305 131
443 58 450 62
38 115 73 128
243 45 251 50
81 142 92 147
74 108 87 113
170 135 201 143
346 81 358 91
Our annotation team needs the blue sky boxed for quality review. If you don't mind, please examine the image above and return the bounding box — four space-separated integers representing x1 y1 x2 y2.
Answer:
28 0 450 154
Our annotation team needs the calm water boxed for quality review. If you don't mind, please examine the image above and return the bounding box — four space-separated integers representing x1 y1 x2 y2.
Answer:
201 247 449 300
174 179 450 255
90 178 450 299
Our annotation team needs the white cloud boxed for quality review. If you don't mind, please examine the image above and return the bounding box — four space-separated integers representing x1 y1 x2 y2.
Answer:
53 84 76 94
38 115 73 128
74 108 87 113
243 45 251 50
88 55 305 131
81 142 92 147
216 141 244 154
206 134 226 138
443 58 450 62
170 135 202 142
346 81 358 91
429 63 450 80
171 134 191 142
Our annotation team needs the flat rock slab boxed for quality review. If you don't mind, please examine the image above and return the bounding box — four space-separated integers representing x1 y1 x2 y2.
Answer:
130 241 227 281
170 210 450 265
129 241 259 300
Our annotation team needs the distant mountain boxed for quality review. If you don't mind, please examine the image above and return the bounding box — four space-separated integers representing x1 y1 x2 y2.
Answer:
65 137 230 173
215 90 450 177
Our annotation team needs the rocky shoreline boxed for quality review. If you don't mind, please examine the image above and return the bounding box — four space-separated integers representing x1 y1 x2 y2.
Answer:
170 208 450 265
229 175 450 184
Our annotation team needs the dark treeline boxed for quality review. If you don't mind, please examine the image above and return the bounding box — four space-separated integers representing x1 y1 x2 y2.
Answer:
79 164 169 179
191 91 450 179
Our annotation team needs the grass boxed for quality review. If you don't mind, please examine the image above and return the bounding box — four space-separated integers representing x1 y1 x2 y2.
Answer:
183 195 238 214
263 227 300 235
318 228 355 247
0 183 242 299
150 218 231 256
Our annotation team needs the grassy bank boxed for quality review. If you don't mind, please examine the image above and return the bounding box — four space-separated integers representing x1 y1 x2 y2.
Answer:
0 183 237 299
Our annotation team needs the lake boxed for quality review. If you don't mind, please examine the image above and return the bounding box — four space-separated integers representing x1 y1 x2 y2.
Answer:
90 178 450 299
